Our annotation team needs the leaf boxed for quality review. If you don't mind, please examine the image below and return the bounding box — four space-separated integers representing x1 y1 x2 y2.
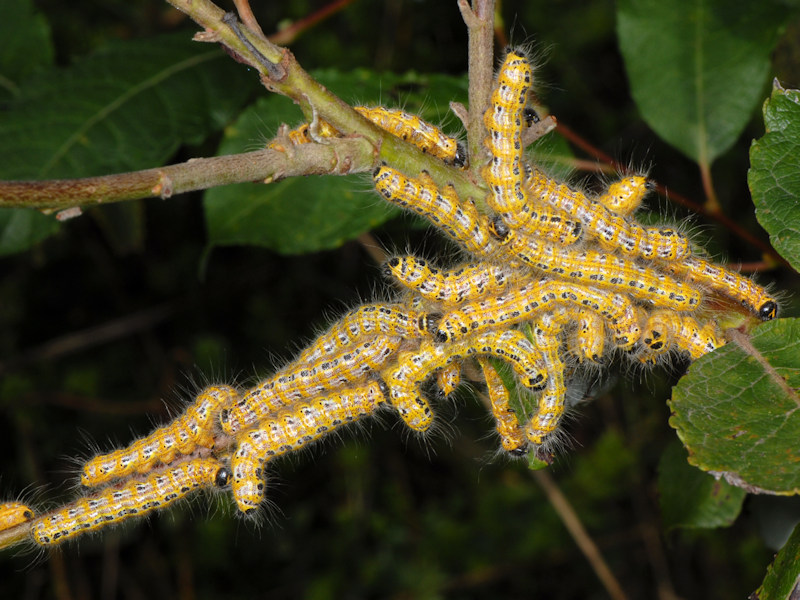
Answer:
0 32 259 180
0 0 53 101
658 439 746 530
0 32 260 255
204 71 468 254
749 82 800 271
617 0 791 164
669 318 800 495
751 523 800 600
0 208 59 256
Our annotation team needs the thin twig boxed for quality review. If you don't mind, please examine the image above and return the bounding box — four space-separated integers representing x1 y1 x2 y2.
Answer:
531 469 630 600
232 0 266 40
0 139 375 210
269 0 357 46
554 121 787 270
459 0 495 178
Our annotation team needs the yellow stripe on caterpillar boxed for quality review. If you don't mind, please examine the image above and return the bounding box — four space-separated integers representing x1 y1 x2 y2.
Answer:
221 336 401 435
639 310 725 363
524 165 689 262
81 385 238 488
482 51 533 227
384 255 519 306
270 107 466 166
478 358 528 456
435 278 641 349
488 217 701 312
662 256 778 321
295 302 437 367
230 380 387 513
597 175 652 216
568 309 606 363
525 310 571 445
0 502 34 532
32 458 229 546
373 166 498 257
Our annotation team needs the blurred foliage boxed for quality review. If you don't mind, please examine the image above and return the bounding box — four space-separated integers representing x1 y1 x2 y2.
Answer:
1 0 800 598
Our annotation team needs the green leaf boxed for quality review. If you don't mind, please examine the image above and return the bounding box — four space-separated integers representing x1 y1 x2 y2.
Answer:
0 208 59 256
658 439 746 530
204 71 468 254
617 0 791 164
0 32 259 180
0 0 53 100
0 32 259 255
749 82 800 271
669 318 800 495
751 523 800 600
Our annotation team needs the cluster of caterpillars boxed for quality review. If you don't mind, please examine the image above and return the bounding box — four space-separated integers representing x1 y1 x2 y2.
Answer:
2 49 777 548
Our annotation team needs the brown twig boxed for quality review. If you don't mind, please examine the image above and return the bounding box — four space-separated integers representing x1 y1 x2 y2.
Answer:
532 469 630 600
232 0 266 40
459 0 495 180
269 0 358 46
554 121 787 270
0 139 374 210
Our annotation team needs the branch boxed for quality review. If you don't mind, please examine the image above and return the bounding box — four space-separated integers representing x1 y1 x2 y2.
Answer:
0 139 375 211
3 0 487 213
459 0 495 177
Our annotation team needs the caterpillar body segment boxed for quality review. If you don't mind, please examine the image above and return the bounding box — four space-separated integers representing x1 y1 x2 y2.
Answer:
373 167 498 256
525 310 570 445
270 106 466 166
489 218 701 312
385 256 519 307
435 279 641 349
568 309 606 363
0 502 34 532
32 459 229 546
230 380 387 513
222 336 401 436
81 385 238 488
662 256 778 321
482 51 533 227
296 302 437 367
524 166 689 262
436 361 462 396
357 106 467 167
385 329 549 432
638 311 725 363
597 175 652 216
513 199 583 246
478 358 528 455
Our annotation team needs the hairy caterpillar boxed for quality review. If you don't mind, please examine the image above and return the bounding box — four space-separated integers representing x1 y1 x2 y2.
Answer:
478 358 528 455
639 310 725 363
373 167 498 256
597 175 652 216
525 310 571 445
524 165 689 262
271 106 466 166
435 278 641 349
568 309 606 363
661 256 778 320
32 458 230 546
482 50 533 227
81 385 238 488
222 336 401 435
436 361 462 396
489 217 701 312
0 502 34 532
384 255 519 306
384 330 548 432
230 379 388 513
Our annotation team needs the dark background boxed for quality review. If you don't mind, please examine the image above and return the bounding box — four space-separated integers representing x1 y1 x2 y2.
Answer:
1 1 799 598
